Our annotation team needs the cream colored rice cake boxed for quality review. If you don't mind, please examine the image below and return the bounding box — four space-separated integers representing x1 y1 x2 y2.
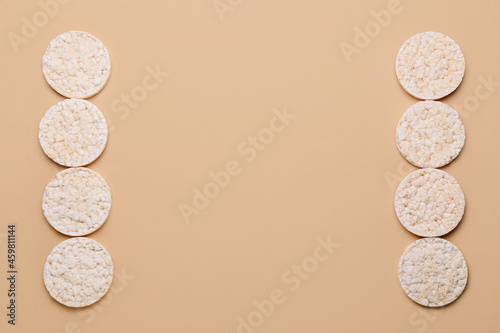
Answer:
43 168 111 236
39 99 108 167
395 169 464 237
43 31 111 98
395 101 465 168
399 238 467 307
396 31 465 100
44 237 114 307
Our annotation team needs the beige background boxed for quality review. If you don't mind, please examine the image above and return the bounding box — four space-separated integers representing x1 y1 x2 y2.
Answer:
1 0 499 332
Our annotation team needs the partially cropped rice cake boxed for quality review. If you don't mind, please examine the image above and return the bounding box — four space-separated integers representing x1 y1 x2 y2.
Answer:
395 101 465 168
396 31 465 100
395 168 465 237
39 99 108 167
399 238 467 307
42 31 111 98
44 237 114 307
43 168 111 236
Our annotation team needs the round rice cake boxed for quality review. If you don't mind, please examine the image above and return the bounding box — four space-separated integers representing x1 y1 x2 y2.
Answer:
395 31 465 100
43 168 111 236
42 31 111 98
39 99 108 167
44 237 114 307
395 101 465 168
395 169 465 237
398 238 467 307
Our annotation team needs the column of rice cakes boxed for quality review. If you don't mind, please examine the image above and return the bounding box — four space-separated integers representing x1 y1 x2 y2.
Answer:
39 31 114 308
394 32 468 307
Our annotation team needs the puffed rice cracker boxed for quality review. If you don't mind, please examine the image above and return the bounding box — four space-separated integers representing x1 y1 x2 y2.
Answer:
44 237 114 307
395 101 465 168
396 31 465 100
42 31 111 98
43 168 111 236
395 169 464 237
398 238 467 307
39 99 108 167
